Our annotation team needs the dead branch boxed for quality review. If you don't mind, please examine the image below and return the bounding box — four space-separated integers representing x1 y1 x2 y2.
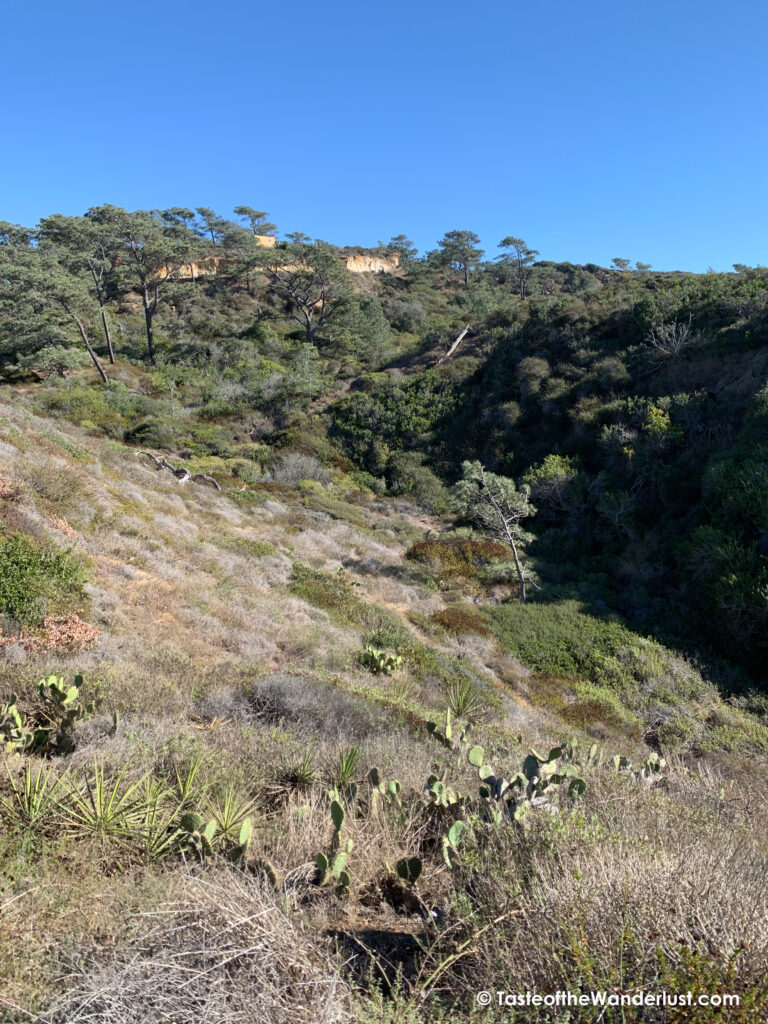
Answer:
137 452 217 490
192 473 222 491
438 324 475 364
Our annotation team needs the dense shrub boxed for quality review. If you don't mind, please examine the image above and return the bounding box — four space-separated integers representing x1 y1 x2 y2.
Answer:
428 607 490 636
385 451 449 511
268 453 331 487
486 599 717 746
406 539 508 580
247 674 389 740
0 531 87 627
330 370 460 471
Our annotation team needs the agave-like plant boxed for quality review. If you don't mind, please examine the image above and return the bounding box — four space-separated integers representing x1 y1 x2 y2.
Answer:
444 677 485 721
62 761 149 843
333 745 362 788
204 786 259 843
1 761 68 831
136 777 185 860
171 756 205 805
282 748 317 790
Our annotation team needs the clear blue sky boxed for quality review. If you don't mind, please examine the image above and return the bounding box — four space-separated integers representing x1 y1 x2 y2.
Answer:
3 0 767 271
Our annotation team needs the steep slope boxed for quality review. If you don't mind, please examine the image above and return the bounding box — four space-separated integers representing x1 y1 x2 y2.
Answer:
2 394 768 1021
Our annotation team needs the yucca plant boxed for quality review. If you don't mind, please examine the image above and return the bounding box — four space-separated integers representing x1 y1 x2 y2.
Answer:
332 745 362 788
171 756 205 805
444 677 485 721
1 761 68 831
282 749 317 790
136 777 184 860
205 786 259 843
390 677 415 707
62 762 149 843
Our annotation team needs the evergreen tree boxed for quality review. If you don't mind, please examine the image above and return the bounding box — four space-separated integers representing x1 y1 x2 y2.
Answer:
497 236 539 298
452 461 535 601
267 242 351 348
430 230 484 285
0 222 109 382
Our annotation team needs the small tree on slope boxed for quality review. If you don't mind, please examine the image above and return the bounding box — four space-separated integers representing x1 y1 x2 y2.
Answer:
451 461 536 602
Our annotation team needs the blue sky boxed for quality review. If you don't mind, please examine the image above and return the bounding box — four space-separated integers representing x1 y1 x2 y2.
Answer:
3 0 767 271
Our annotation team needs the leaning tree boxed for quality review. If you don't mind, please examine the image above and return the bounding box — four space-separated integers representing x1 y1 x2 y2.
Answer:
452 460 536 601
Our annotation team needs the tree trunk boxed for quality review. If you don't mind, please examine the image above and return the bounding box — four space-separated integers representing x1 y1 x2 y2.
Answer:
101 309 116 363
66 306 108 385
507 535 526 602
89 264 115 363
480 470 528 602
141 281 157 365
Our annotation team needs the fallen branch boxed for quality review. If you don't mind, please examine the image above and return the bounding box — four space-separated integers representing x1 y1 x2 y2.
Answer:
437 324 475 364
192 473 221 491
137 452 220 490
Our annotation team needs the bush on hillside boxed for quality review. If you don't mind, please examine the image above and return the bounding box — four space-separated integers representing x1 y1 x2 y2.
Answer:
0 531 88 628
486 599 718 746
385 451 449 511
268 453 331 487
406 538 509 581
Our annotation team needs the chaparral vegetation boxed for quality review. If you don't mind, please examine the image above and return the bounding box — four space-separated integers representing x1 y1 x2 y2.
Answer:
1 206 767 1022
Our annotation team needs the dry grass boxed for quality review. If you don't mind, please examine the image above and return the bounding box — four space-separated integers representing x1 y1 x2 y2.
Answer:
42 870 349 1024
3 395 768 1021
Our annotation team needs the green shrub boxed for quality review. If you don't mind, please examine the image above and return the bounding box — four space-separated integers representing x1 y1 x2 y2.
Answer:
487 599 657 686
0 531 87 627
290 563 409 642
385 451 449 511
429 607 490 636
486 599 718 745
124 417 180 449
406 539 508 590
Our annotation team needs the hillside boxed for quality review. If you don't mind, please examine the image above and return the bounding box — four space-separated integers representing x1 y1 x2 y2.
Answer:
1 208 768 1022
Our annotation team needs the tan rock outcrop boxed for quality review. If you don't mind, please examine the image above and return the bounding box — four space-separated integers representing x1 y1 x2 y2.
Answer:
156 244 398 281
340 253 400 274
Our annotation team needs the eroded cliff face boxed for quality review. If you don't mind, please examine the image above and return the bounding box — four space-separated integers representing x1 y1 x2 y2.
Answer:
155 257 224 281
340 252 400 274
157 244 398 281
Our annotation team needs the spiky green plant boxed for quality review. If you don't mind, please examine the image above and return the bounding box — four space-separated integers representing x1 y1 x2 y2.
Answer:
333 745 362 788
1 761 68 830
62 762 149 842
282 748 317 790
171 756 205 805
389 677 415 707
444 677 485 721
136 778 185 860
205 787 259 844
